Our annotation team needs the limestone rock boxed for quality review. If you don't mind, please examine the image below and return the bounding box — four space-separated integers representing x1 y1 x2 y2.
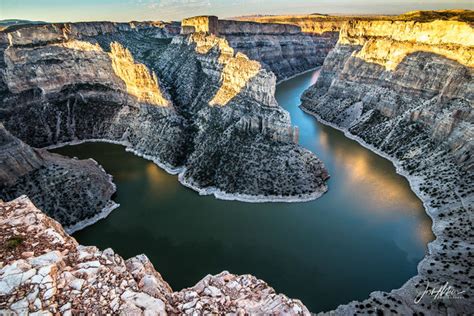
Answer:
182 16 342 81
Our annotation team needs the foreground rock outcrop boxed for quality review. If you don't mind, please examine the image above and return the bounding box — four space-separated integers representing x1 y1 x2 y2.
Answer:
0 196 310 314
301 10 473 315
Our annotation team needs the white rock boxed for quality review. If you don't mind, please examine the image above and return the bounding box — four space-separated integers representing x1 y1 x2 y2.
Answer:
0 266 36 295
43 287 56 300
184 291 198 300
10 298 29 313
182 299 198 310
77 260 101 269
204 285 222 297
102 248 115 257
29 251 62 267
121 290 166 313
42 228 65 244
31 274 44 284
38 265 53 277
41 275 53 285
33 297 42 310
27 287 40 303
110 297 120 311
60 302 71 312
30 311 53 316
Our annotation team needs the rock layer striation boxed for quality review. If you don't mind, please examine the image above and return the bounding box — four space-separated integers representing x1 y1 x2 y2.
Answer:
183 16 341 81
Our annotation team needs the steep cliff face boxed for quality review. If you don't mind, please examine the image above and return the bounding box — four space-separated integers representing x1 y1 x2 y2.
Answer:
2 21 179 45
0 125 116 231
219 20 339 82
182 16 341 81
153 33 328 199
108 42 171 106
0 27 186 168
303 18 473 159
301 14 473 315
234 14 347 34
0 196 310 315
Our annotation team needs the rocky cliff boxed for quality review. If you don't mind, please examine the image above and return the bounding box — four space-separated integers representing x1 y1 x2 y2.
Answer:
182 16 341 81
0 125 116 232
0 196 310 315
154 33 328 200
301 11 473 315
0 19 329 227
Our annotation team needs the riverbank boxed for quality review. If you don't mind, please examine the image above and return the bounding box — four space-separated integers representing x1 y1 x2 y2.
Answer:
47 136 328 205
300 102 471 314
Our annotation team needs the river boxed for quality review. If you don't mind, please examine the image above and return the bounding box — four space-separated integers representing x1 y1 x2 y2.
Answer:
52 69 433 312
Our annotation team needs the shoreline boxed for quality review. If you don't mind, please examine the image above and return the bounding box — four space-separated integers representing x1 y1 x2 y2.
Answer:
276 66 322 85
62 155 121 234
178 172 327 203
47 132 329 234
299 104 442 299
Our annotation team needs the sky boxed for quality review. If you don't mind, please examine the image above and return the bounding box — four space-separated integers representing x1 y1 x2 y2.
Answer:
1 0 472 22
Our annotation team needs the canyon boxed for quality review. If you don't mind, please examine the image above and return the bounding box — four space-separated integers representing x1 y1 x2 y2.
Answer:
1 10 473 315
182 15 341 81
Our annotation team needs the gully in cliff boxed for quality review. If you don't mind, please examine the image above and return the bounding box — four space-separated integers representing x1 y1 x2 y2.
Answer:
0 4 473 316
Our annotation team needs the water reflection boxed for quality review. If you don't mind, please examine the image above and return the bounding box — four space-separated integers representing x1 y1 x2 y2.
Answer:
321 126 421 213
276 69 433 247
146 163 176 195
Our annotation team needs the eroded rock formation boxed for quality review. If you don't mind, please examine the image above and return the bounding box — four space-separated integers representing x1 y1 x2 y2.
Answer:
108 42 171 106
154 32 328 200
182 16 342 81
0 196 310 315
301 11 473 315
0 125 116 232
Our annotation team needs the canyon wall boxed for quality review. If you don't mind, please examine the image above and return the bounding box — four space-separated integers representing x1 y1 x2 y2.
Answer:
2 11 472 315
0 125 116 232
182 16 341 81
153 33 328 199
0 20 329 229
0 196 310 315
301 13 473 315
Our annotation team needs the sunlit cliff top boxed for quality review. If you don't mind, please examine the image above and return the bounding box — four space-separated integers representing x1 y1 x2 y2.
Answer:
396 10 474 22
233 9 474 23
